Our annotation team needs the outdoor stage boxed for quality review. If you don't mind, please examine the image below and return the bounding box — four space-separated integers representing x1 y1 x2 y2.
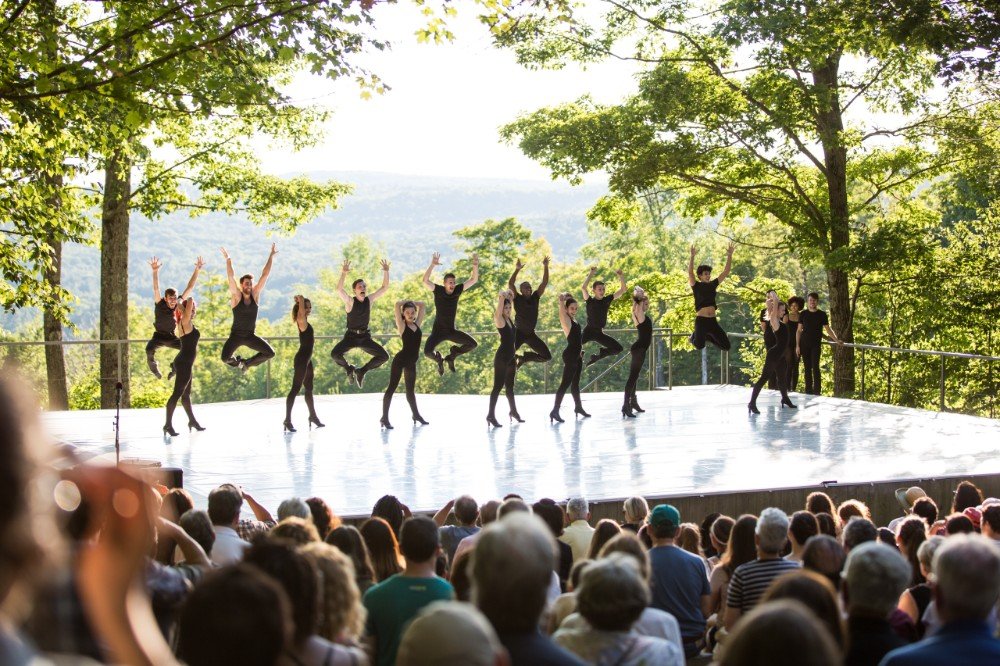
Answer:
42 385 1000 519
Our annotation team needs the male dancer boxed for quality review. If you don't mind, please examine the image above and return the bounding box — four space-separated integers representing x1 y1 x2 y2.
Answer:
796 291 842 395
422 252 479 375
580 266 627 366
688 242 735 351
331 258 391 388
146 256 203 378
220 244 277 372
507 256 553 369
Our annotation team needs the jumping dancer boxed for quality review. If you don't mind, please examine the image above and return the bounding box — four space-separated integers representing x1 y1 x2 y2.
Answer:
487 290 517 429
748 291 796 414
785 296 805 392
796 292 843 395
381 300 429 430
622 287 652 418
220 245 277 372
284 295 324 433
331 259 391 388
422 252 479 375
688 243 735 351
550 293 589 423
507 257 553 368
163 297 203 437
146 256 203 379
581 267 627 367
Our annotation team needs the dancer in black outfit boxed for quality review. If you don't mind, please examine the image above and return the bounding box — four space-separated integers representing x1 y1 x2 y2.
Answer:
422 252 479 375
145 256 203 378
622 287 652 418
581 267 627 367
284 295 324 433
796 292 843 395
748 291 797 414
381 300 429 430
330 259 391 388
688 243 735 351
504 256 553 422
487 290 517 429
550 293 589 423
785 296 805 392
220 244 277 372
163 297 203 437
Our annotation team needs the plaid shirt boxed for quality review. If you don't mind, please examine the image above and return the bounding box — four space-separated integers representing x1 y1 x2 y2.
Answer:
237 518 275 543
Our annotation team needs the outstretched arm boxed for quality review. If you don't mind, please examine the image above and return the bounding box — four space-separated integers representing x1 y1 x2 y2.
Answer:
220 247 240 297
508 259 523 293
463 253 479 289
717 242 735 284
179 256 204 300
537 256 550 296
433 499 456 527
688 246 697 287
150 257 163 302
336 260 353 307
369 258 391 301
824 324 843 344
613 269 627 299
253 243 278 297
581 267 596 300
422 253 440 292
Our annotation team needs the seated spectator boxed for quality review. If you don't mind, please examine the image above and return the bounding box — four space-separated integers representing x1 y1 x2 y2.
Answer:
433 495 480 563
371 495 408 536
882 535 1000 665
838 499 872 525
560 497 595 564
898 536 944 636
397 601 507 666
360 517 403 583
585 519 622 560
945 513 975 535
621 496 650 533
762 570 844 648
878 527 900 551
326 525 377 595
816 511 838 538
554 554 684 665
895 517 927 586
706 515 734 569
726 508 800 631
787 511 819 562
301 542 365 647
806 491 840 530
305 497 340 541
157 488 195 563
271 516 321 545
277 497 311 522
843 516 878 554
890 493 938 533
982 505 1000 541
179 509 216 559
951 480 984 514
700 512 723 560
547 559 592 634
236 487 278 541
453 499 501 563
534 498 574 590
363 516 453 666
208 484 251 565
708 514 757 651
802 534 846 589
473 513 584 665
963 507 982 532
718 599 841 666
840 542 911 666
449 550 474 602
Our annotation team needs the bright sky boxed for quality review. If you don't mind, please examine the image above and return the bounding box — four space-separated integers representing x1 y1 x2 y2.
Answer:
258 4 639 181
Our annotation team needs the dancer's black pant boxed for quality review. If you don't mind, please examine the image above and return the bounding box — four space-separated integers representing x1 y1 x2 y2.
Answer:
488 353 516 419
383 356 420 419
145 332 180 376
749 351 789 407
690 316 731 351
285 357 317 422
800 344 822 395
786 348 800 393
165 362 196 428
624 346 648 406
424 326 478 361
514 329 552 364
554 352 583 412
582 326 622 364
331 332 389 373
221 333 275 368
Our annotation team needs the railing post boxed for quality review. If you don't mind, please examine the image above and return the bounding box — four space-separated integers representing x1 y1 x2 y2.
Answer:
939 355 946 412
648 333 655 390
116 341 122 386
860 347 866 401
668 334 673 390
266 358 271 399
543 359 549 394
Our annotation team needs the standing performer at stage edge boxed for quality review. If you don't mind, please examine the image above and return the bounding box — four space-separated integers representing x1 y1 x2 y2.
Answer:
622 287 652 418
797 292 843 395
146 256 203 379
550 293 589 423
163 296 203 437
487 290 517 429
688 242 735 351
220 244 277 372
422 252 479 375
381 300 429 430
785 296 805 392
331 259 391 388
581 266 627 367
748 290 796 414
284 295 324 433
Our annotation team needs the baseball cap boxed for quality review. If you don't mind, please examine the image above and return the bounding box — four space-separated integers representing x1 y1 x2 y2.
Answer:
649 504 681 529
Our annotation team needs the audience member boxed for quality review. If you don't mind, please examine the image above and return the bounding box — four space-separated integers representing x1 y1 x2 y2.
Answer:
305 497 340 541
840 542 911 666
706 515 734 569
585 519 622 560
560 497 595 564
547 559 592 634
802 534 846 589
787 510 819 562
762 570 844 648
397 601 508 666
360 517 403 583
301 542 365 646
945 513 975 535
208 484 251 565
699 512 723 560
453 499 501 563
963 506 982 532
277 497 311 522
838 499 872 525
371 495 408 536
898 536 944 636
534 498 574 589
157 488 195 563
271 516 321 545
434 495 480 564
178 509 215 559
449 551 473 602
843 516 878 554
816 512 838 538
726 508 800 631
718 599 841 666
621 496 650 533
878 527 900 551
951 480 984 514
806 492 839 526
982 505 1000 540
895 517 928 586
327 525 377 595
708 514 757 650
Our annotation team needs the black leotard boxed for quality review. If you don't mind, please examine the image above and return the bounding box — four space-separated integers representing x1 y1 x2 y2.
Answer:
624 317 652 407
488 320 517 419
231 295 258 334
564 319 582 361
383 323 424 420
346 296 371 331
750 320 791 406
632 317 652 352
165 327 200 429
400 322 421 363
286 323 318 423
554 319 584 412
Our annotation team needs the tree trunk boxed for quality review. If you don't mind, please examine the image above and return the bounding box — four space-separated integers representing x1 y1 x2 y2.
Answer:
43 222 69 410
100 149 132 408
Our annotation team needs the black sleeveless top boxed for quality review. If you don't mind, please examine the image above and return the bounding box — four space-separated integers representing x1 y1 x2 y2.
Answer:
767 321 789 355
295 323 314 362
513 292 541 332
347 296 371 331
564 319 582 358
433 283 464 329
231 295 258 335
496 320 515 361
692 278 719 311
400 323 422 363
585 295 613 329
154 299 177 335
177 327 200 364
632 317 652 352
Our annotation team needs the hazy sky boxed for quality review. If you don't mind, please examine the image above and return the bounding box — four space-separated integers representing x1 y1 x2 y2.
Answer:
259 4 638 181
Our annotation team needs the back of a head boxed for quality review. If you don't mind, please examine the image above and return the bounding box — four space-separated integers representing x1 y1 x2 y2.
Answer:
789 511 820 547
179 509 216 557
576 553 649 631
300 542 364 642
945 513 975 535
400 515 440 562
720 599 840 666
208 484 243 526
397 601 504 666
911 496 938 524
270 516 320 545
843 542 911 618
178 564 292 666
842 517 878 551
933 534 1000 622
952 480 983 514
802 535 846 589
723 514 759 573
498 497 530 519
837 499 870 524
326 525 375 582
162 488 194 522
480 500 501 526
806 492 836 518
587 519 623 558
454 495 479 525
762 571 843 647
623 496 649 524
532 498 566 538
676 522 702 556
372 494 404 535
277 497 310 522
757 507 790 555
566 497 589 521
243 538 319 645
472 512 555 633
359 517 401 582
305 497 339 540
598 533 650 581
815 512 838 538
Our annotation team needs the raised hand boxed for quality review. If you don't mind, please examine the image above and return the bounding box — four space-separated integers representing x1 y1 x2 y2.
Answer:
380 258 391 272
615 268 624 277
431 252 441 266
341 259 351 274
559 292 570 303
269 243 278 256
294 294 303 303
690 245 696 258
727 241 736 256
515 258 524 271
149 257 162 271
471 253 479 266
587 266 596 275
220 247 231 261
194 256 205 270
542 256 550 267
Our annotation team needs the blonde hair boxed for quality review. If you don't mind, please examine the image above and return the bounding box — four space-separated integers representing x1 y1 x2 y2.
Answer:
622 496 649 524
301 542 366 642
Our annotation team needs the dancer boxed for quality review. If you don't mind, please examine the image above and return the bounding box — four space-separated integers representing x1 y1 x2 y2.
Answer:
622 287 652 418
163 297 203 437
550 293 589 423
381 300 429 430
422 252 479 375
487 290 517 429
748 291 796 414
581 267 627 367
330 259 391 388
219 244 277 372
507 257 553 368
797 292 843 395
284 295 324 433
146 256 203 379
688 243 735 351
785 296 805 392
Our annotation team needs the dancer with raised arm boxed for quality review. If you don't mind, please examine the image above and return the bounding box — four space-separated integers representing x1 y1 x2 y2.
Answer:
284 295 324 433
622 287 652 418
748 290 796 414
688 243 735 351
330 259 391 389
219 244 277 372
550 293 588 423
422 252 479 375
381 300 429 430
504 256 553 422
487 290 517 429
146 256 203 379
797 292 843 395
581 267 627 367
163 297 203 437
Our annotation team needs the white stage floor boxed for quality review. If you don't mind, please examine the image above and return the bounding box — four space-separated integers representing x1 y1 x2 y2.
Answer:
42 386 1000 518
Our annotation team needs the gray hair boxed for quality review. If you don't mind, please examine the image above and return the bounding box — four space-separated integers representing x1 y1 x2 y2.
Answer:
843 542 912 617
277 497 310 522
756 507 790 554
917 536 944 570
622 496 649 524
933 534 1000 621
566 497 590 521
577 553 650 631
397 601 503 666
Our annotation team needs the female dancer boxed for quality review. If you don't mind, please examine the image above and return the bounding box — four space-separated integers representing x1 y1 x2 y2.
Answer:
785 296 804 392
550 293 590 423
284 295 324 432
487 290 517 428
622 287 652 418
381 300 429 429
748 291 796 414
163 298 203 437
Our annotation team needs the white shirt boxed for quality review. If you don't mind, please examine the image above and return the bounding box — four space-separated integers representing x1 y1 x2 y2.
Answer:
211 525 250 565
559 520 595 564
560 607 684 656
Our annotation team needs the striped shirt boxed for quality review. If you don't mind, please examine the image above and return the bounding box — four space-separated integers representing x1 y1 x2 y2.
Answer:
726 558 801 612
